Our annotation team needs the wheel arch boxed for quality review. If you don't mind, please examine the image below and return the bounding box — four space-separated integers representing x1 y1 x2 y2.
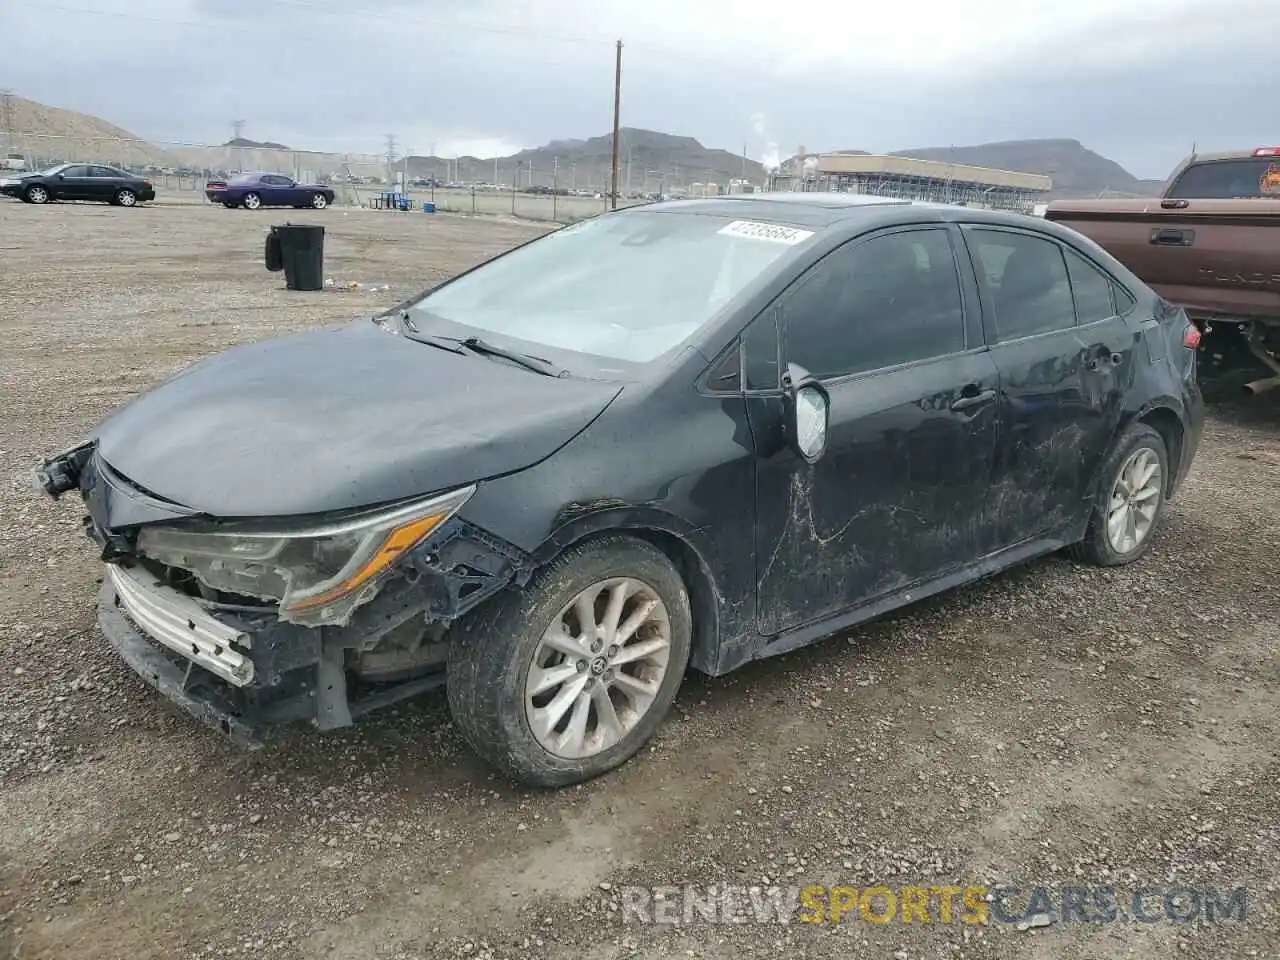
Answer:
529 508 723 675
1133 402 1186 497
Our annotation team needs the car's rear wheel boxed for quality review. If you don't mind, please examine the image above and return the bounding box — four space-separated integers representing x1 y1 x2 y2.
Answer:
113 188 137 207
1068 422 1169 566
24 184 49 204
311 193 329 209
447 535 691 787
242 192 262 210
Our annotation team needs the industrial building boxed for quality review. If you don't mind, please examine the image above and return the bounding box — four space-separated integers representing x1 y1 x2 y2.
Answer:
771 150 1052 212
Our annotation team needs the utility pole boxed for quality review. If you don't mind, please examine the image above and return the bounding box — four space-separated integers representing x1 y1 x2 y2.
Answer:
1 91 14 158
494 156 498 185
610 39 622 210
552 156 559 221
232 119 246 141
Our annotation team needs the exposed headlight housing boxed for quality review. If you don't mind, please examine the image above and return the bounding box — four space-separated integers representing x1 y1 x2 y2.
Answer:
136 485 475 626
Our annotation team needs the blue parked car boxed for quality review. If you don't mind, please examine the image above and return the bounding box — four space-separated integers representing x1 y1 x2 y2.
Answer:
206 172 335 210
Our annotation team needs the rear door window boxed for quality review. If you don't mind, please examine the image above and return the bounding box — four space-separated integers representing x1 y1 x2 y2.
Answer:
1064 249 1118 324
965 229 1075 341
1166 158 1280 199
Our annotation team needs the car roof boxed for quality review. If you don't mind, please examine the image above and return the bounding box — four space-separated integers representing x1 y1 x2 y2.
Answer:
632 193 1044 230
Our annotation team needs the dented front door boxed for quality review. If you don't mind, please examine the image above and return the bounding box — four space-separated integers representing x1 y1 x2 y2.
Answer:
749 353 1001 637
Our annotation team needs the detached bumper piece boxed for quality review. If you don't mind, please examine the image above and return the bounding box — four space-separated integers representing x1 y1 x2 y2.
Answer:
98 564 446 746
107 564 254 686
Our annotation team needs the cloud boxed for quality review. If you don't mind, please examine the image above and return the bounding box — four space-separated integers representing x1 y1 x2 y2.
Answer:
1 0 1278 177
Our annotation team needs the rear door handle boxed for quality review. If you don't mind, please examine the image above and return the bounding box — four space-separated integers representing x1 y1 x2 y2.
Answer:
951 388 996 411
1150 227 1194 247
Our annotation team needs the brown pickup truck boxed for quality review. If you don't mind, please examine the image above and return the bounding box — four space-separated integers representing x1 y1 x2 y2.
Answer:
1045 147 1280 396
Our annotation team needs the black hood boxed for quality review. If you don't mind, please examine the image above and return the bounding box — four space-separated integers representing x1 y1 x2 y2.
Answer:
92 320 622 518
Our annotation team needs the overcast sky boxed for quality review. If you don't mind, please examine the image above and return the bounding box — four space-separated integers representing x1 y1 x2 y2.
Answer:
3 0 1276 177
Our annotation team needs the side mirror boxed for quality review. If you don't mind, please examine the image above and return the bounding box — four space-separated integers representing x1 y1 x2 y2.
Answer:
782 363 829 464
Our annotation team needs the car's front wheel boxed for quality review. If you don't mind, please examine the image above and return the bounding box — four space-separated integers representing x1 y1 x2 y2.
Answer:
24 184 49 204
1069 422 1170 566
242 192 262 210
447 535 691 787
310 192 329 209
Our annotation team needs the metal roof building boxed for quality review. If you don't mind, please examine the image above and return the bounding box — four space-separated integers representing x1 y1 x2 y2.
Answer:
776 153 1052 213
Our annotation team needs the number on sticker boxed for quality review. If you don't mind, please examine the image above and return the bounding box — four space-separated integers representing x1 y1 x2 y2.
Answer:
717 220 814 245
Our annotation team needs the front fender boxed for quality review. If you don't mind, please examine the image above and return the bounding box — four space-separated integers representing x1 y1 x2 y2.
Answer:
531 503 725 674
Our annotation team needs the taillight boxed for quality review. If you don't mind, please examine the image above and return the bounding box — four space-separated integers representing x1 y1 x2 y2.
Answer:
1183 324 1202 349
1253 147 1280 157
142 180 152 188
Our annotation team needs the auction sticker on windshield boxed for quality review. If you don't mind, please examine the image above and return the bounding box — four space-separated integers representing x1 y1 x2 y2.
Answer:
718 220 815 245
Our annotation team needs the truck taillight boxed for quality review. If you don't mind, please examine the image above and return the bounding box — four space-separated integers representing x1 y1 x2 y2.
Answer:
1183 324 1202 349
1253 147 1280 156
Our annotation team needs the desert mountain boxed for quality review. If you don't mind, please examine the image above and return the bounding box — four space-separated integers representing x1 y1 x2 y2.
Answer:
402 128 766 191
887 139 1158 197
1 94 172 167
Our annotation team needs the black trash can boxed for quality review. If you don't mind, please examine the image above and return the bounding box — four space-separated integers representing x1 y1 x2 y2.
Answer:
271 223 324 291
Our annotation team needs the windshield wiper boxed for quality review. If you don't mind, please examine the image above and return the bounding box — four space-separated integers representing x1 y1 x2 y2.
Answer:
398 310 567 377
453 336 567 378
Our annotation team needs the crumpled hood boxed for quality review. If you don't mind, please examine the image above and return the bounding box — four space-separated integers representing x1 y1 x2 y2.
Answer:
93 320 622 518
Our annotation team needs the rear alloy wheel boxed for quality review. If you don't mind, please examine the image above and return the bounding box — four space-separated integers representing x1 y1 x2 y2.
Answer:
113 188 137 207
242 192 262 210
447 536 692 787
1068 422 1169 566
310 193 329 209
24 184 49 204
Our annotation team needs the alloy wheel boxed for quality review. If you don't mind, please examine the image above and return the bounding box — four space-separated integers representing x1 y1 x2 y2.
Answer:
1106 446 1162 554
524 577 672 759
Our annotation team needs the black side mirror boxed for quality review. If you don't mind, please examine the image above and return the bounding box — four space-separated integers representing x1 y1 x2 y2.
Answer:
781 362 830 464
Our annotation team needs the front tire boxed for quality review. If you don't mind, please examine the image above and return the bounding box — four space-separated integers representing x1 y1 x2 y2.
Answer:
1068 422 1169 566
242 192 262 210
447 535 692 787
310 192 329 209
24 184 49 204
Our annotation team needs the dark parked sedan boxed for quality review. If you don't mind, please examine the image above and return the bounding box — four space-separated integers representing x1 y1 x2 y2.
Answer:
0 163 155 206
36 194 1203 787
206 172 335 210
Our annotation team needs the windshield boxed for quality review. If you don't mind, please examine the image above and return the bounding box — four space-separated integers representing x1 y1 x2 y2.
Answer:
409 210 815 363
36 163 69 176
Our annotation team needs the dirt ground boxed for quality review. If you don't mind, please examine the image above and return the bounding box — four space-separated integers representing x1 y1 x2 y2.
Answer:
0 198 1277 960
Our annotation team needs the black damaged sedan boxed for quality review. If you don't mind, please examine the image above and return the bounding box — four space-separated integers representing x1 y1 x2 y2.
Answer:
37 194 1203 786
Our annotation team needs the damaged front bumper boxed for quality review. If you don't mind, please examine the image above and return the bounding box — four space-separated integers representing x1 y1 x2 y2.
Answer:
46 443 530 745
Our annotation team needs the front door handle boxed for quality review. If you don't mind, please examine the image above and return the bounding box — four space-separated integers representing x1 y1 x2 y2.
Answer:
951 388 996 411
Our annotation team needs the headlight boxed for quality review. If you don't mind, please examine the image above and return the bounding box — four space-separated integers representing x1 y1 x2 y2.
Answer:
136 485 475 626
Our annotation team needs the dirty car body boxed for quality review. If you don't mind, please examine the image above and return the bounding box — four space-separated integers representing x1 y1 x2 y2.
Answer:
38 194 1204 785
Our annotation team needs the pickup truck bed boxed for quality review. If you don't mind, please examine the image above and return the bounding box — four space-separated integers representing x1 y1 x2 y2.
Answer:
1045 149 1280 396
1044 197 1280 323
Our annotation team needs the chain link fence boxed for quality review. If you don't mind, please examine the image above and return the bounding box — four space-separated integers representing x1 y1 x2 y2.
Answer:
2 133 653 224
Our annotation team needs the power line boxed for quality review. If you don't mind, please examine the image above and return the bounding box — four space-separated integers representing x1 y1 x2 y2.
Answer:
7 0 781 70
